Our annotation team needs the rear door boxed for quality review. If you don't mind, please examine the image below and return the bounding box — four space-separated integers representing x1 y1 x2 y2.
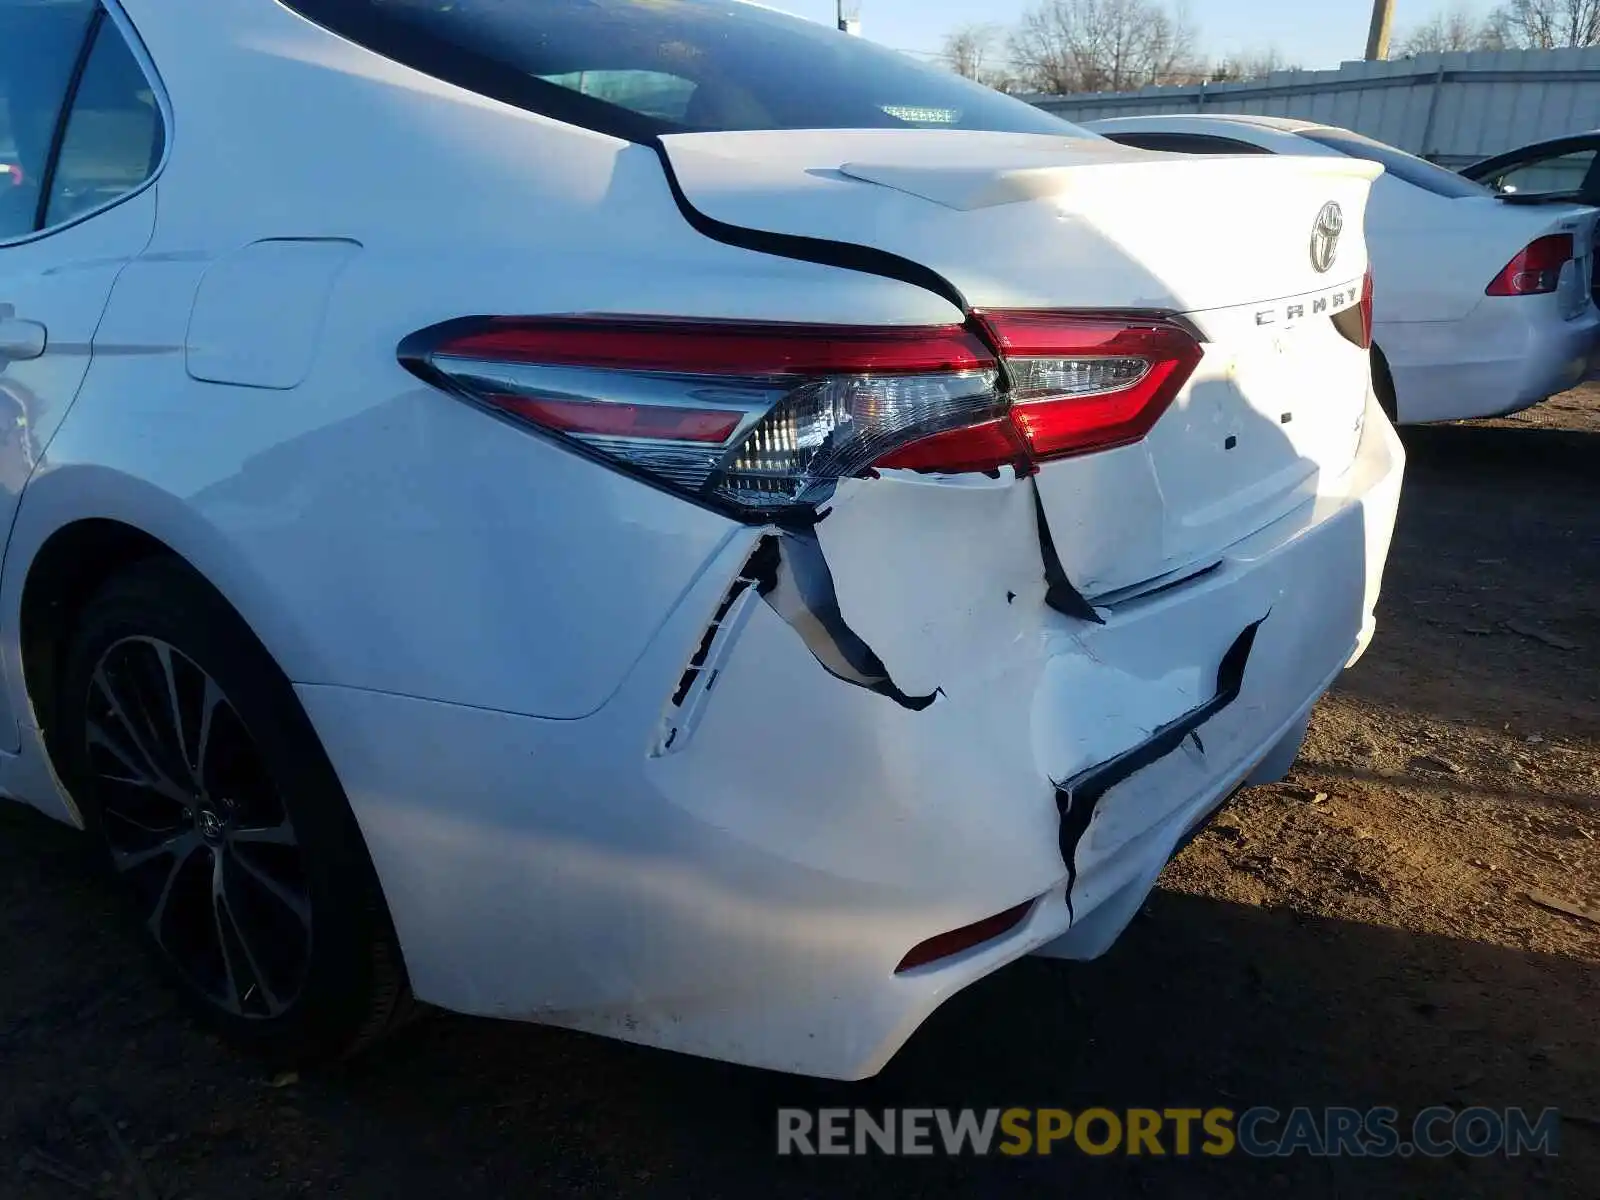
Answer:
0 1 162 748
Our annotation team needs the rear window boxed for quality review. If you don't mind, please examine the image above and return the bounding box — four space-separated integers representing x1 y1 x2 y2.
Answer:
1298 128 1491 199
1103 131 1272 156
282 0 1084 142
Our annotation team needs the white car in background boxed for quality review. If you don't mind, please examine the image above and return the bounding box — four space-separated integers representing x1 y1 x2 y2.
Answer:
0 0 1401 1079
1089 115 1600 424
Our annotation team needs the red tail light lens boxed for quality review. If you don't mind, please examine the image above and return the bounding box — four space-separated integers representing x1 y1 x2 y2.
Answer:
1360 266 1374 349
875 313 1202 470
989 312 1202 460
1486 234 1574 296
402 312 1202 517
1331 267 1374 350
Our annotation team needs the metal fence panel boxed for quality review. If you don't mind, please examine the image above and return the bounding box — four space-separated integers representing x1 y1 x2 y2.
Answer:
1030 47 1600 166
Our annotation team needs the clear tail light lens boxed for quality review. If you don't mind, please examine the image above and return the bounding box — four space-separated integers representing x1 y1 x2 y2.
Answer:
402 312 1202 518
1486 234 1574 296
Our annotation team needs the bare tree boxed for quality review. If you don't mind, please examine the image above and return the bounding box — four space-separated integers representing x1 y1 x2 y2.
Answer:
941 23 1014 89
1210 46 1295 81
1488 0 1600 47
1395 5 1502 53
1007 0 1202 94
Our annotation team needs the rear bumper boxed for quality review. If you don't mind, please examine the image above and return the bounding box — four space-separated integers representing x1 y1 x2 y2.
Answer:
302 392 1403 1080
1381 300 1600 424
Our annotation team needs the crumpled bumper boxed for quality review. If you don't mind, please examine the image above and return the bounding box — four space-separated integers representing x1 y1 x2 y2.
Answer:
300 392 1403 1080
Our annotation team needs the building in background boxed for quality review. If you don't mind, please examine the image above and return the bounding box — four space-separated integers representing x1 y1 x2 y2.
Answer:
1030 48 1600 168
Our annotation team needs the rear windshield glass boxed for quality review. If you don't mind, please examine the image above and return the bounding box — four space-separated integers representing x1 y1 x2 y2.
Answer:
282 0 1085 142
1298 128 1490 199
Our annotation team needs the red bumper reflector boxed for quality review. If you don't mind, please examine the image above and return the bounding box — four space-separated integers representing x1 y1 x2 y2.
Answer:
895 899 1035 973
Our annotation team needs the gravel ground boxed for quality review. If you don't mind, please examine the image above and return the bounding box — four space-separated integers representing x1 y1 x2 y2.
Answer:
2 390 1596 1200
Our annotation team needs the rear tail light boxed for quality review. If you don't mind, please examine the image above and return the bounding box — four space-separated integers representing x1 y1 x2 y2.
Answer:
1333 266 1375 350
1486 234 1574 296
402 312 1202 518
1358 266 1374 349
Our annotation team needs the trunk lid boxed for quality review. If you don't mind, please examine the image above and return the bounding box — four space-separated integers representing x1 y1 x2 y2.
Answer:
1479 198 1597 317
661 130 1380 594
660 130 1378 312
1369 194 1597 321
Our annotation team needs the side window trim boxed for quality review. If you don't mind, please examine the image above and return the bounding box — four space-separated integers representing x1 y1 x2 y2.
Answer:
32 6 106 231
0 0 171 249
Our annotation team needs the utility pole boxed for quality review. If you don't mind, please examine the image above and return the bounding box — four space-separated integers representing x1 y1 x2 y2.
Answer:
837 0 861 36
1365 0 1395 59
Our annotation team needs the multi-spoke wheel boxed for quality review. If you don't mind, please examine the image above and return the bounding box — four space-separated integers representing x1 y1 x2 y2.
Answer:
86 637 311 1020
58 559 413 1064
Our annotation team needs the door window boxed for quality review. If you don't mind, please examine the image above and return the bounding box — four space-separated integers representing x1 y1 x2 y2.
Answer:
43 11 164 227
1488 150 1597 197
0 0 98 239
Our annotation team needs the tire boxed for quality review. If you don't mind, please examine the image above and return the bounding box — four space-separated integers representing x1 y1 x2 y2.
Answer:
55 557 412 1066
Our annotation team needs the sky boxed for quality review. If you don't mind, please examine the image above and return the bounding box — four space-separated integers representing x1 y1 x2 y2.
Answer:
772 1 1482 71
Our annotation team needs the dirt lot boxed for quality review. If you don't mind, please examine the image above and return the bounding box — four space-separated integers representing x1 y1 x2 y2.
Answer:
2 391 1596 1199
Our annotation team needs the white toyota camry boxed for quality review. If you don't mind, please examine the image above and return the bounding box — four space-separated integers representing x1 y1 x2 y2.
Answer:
1088 114 1600 425
0 0 1401 1079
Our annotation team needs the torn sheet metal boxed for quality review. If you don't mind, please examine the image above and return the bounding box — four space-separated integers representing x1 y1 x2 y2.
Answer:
1031 484 1103 623
809 467 1050 699
1051 617 1264 912
756 530 938 711
663 464 1292 922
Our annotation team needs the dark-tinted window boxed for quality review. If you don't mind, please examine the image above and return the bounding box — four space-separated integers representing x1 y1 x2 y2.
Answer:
44 14 163 226
0 0 97 239
283 0 1085 141
1298 127 1490 199
1104 131 1272 156
1486 148 1596 197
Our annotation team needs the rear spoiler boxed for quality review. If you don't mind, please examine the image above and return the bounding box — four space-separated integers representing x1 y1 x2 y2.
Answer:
1495 190 1587 206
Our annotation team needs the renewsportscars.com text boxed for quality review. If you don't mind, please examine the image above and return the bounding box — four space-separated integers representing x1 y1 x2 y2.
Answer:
777 1106 1561 1159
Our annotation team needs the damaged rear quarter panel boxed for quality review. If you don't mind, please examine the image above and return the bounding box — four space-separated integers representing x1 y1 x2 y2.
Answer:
813 469 1048 699
812 468 1220 789
646 470 1249 927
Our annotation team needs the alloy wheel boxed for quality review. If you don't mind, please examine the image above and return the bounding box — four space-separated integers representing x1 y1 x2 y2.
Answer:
83 636 311 1018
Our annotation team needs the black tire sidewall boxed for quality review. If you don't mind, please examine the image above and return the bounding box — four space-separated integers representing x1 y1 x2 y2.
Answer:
56 558 400 1064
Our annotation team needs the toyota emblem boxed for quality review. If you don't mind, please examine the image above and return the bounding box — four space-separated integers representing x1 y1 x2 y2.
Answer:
1310 201 1344 273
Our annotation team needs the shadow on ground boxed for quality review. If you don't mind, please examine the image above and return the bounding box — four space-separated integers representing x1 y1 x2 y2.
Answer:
1335 421 1598 737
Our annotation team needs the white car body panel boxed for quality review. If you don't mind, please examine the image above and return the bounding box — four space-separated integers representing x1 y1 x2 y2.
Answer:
0 0 1403 1077
1087 114 1600 423
663 128 1378 312
0 186 156 754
